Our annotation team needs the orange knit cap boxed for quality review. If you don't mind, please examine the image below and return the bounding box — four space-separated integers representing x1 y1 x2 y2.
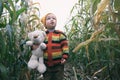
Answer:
41 13 53 27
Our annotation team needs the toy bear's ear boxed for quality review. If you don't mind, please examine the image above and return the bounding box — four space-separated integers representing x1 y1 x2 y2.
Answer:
28 32 33 39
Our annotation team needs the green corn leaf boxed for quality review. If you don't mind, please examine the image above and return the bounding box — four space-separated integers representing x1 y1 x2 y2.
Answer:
0 63 8 80
0 0 3 16
16 7 27 19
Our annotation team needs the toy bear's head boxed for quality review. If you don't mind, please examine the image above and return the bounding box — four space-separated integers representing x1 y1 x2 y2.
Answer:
27 30 46 45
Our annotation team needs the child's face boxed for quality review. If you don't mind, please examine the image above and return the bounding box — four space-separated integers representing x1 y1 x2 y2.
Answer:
45 13 57 29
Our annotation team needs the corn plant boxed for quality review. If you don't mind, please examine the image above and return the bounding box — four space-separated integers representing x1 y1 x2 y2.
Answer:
65 0 120 80
0 0 43 80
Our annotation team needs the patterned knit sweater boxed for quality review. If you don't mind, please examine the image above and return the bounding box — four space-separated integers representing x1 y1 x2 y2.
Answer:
44 30 69 66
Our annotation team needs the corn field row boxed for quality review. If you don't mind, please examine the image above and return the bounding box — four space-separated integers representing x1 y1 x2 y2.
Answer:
0 0 120 80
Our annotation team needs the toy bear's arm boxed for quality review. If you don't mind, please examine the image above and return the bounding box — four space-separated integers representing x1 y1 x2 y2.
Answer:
40 43 46 50
26 41 33 46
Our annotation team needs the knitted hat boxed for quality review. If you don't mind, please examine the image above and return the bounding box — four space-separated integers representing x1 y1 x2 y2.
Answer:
41 13 53 27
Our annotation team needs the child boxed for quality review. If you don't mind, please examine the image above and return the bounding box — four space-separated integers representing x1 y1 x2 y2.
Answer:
41 13 69 80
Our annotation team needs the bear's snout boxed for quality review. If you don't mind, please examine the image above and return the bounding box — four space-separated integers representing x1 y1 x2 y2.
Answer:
34 35 38 38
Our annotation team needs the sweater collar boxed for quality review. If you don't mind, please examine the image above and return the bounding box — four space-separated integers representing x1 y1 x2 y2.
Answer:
46 29 56 33
48 29 55 32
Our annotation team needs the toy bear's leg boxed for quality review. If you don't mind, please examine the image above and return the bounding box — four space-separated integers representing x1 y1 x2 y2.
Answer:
28 55 39 69
37 57 46 73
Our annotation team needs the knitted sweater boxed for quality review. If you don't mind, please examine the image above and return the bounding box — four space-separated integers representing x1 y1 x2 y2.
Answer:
44 30 69 66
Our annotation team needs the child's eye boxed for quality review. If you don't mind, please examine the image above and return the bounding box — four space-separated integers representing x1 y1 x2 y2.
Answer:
53 18 56 20
46 17 51 20
46 17 56 20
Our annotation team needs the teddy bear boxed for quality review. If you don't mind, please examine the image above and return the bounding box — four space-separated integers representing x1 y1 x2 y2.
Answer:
26 30 46 77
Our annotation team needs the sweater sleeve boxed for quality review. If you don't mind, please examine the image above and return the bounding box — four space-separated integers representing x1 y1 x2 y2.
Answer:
60 33 69 59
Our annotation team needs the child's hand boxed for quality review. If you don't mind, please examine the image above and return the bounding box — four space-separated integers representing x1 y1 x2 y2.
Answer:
61 58 66 64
